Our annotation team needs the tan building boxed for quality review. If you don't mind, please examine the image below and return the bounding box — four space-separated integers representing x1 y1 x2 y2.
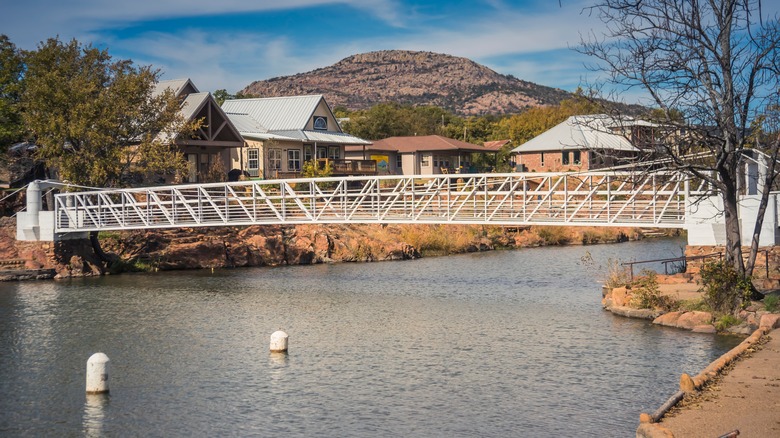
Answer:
510 115 657 172
154 79 244 183
345 135 497 176
222 95 372 179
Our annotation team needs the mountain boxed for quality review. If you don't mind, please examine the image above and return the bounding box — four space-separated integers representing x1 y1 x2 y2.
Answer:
240 50 576 116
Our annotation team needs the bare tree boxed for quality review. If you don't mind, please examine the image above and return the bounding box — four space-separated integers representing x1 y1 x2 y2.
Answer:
579 0 780 279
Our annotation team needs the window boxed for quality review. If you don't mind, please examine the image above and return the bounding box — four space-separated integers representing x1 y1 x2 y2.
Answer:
247 148 260 177
199 153 213 175
304 145 313 162
313 116 328 130
396 154 402 169
573 151 581 165
562 151 570 165
268 149 282 171
540 152 545 167
186 154 197 183
421 155 430 167
328 146 340 160
287 149 301 171
316 146 328 159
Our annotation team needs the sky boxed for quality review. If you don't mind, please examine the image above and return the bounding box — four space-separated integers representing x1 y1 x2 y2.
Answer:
0 0 736 104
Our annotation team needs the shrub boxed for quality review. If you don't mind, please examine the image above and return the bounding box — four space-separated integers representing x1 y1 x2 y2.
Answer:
678 298 710 312
580 252 632 288
301 159 332 178
714 314 742 332
605 258 631 288
534 226 570 245
629 269 677 311
201 159 226 183
764 294 779 313
698 261 753 315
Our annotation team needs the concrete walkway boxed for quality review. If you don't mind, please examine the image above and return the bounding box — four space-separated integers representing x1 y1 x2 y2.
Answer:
634 278 780 437
659 330 780 437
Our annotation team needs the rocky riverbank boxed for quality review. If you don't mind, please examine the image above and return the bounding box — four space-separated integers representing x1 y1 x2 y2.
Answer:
600 270 780 437
602 274 780 335
0 215 653 280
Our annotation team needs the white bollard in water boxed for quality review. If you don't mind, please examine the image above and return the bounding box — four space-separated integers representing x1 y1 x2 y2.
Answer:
86 353 110 394
270 330 289 353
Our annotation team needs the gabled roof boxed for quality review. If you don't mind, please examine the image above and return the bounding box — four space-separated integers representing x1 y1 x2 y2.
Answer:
222 95 330 131
153 78 243 147
369 135 490 153
180 92 211 120
223 95 370 146
153 78 199 98
483 140 511 151
511 115 640 154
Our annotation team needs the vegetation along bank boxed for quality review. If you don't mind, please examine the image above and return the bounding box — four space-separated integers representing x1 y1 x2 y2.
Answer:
0 217 651 280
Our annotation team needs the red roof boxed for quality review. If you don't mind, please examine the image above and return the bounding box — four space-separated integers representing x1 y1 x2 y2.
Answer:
483 140 511 151
356 135 490 153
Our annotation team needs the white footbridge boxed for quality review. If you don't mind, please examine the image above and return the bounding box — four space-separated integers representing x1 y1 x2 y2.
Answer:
16 167 780 247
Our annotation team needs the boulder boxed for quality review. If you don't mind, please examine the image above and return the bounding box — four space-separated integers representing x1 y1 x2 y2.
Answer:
611 287 631 307
676 311 713 329
760 313 780 328
653 311 683 327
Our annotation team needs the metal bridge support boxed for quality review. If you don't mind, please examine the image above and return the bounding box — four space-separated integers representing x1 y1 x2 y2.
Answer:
16 180 88 241
685 196 780 247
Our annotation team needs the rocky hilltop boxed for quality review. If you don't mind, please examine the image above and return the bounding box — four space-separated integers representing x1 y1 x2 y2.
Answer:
241 50 573 115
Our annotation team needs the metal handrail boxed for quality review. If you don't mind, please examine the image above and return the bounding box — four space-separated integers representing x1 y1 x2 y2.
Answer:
622 249 771 280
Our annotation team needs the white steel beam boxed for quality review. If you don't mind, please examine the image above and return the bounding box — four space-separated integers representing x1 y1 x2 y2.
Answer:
53 171 708 233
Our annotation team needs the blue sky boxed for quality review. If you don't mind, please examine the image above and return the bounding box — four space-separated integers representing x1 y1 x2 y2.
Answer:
0 0 679 102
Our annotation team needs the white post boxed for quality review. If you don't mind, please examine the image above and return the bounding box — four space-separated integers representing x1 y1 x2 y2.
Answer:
27 180 41 221
86 353 110 394
270 330 288 353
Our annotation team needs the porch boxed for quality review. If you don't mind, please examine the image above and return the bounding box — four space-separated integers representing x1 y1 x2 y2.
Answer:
271 159 378 179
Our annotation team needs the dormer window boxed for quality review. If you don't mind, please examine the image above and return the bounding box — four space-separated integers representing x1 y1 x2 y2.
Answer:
313 116 328 130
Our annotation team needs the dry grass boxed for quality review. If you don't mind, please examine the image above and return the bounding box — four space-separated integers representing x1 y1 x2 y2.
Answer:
398 224 484 255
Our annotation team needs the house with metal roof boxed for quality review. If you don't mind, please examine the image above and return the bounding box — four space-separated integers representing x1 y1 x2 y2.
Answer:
345 135 498 176
510 115 658 172
154 79 244 183
222 95 372 179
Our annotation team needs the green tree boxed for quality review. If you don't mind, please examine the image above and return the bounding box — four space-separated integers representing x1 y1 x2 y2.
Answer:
0 35 25 151
332 105 350 119
21 37 191 187
342 102 412 139
213 88 232 106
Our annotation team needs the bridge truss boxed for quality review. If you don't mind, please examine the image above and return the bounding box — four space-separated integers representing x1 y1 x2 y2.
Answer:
53 171 711 233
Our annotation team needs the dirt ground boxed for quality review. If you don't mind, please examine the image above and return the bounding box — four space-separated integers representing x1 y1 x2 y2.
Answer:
659 331 780 437
634 277 780 437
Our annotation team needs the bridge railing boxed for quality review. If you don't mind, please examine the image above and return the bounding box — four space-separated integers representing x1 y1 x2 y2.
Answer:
53 171 712 232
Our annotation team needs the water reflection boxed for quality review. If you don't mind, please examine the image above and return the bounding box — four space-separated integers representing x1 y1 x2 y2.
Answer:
82 394 109 437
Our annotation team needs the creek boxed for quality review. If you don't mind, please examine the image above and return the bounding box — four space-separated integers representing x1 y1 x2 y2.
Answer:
0 237 740 436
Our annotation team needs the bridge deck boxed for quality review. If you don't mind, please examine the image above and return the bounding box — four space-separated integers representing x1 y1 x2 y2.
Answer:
53 172 709 233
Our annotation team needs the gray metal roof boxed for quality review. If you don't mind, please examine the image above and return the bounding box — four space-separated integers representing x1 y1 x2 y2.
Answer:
222 95 324 131
153 78 198 98
511 115 640 153
225 113 268 134
223 96 370 145
180 93 210 121
274 130 372 145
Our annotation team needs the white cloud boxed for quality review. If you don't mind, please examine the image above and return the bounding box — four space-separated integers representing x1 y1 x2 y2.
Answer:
118 29 364 93
1 0 404 48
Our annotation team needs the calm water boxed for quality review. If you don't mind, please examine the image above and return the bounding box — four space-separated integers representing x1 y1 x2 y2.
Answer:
0 237 740 437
